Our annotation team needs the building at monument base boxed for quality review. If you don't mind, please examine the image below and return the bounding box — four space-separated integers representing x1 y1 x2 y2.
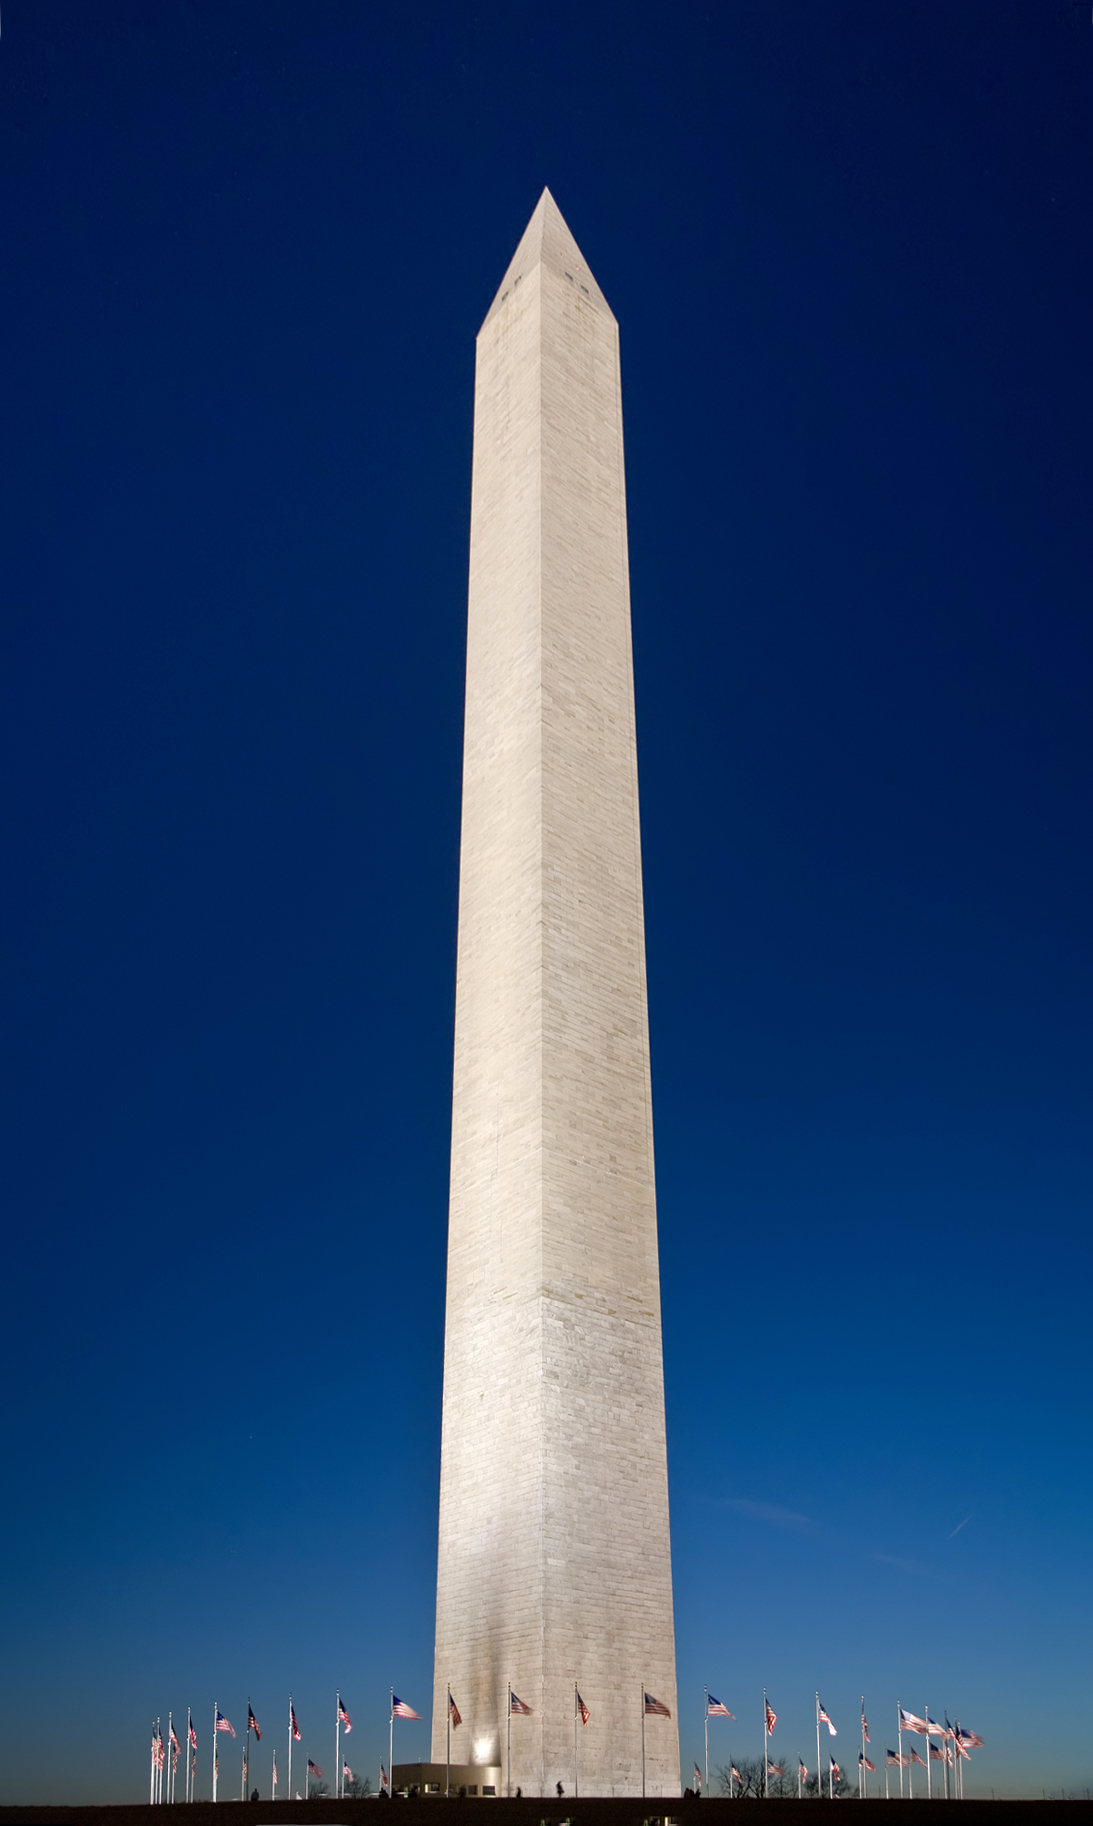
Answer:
431 190 679 1799
394 1764 501 1799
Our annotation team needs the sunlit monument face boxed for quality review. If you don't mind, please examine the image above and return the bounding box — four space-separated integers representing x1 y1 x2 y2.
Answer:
431 190 678 1799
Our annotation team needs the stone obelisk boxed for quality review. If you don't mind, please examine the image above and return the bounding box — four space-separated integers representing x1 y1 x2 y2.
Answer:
432 190 678 1799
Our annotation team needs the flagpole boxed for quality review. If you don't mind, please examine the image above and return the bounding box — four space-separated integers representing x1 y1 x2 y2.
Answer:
642 1681 646 1801
212 1704 217 1804
944 1717 951 1803
336 1693 341 1803
573 1683 578 1799
925 1705 931 1802
507 1684 511 1799
151 1722 156 1806
167 1713 172 1805
389 1689 394 1802
815 1695 821 1803
447 1683 451 1800
861 1699 866 1800
897 1707 904 1801
185 1711 190 1805
704 1689 709 1801
287 1699 292 1807
763 1689 768 1802
273 1749 277 1803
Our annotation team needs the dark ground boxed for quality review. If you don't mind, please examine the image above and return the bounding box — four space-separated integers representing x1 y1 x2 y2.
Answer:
0 1802 1084 1825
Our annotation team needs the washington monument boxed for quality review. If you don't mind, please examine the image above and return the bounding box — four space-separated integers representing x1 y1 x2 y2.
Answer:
432 191 679 1798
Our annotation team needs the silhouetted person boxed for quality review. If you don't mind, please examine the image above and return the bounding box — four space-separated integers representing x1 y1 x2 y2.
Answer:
556 1783 564 1798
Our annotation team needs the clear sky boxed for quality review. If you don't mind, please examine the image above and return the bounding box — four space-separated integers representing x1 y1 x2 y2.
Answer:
1 0 1091 1805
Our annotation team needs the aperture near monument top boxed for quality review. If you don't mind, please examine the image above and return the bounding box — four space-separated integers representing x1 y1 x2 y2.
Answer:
480 185 615 331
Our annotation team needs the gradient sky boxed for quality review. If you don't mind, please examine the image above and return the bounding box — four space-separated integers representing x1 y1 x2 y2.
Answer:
2 0 1091 1805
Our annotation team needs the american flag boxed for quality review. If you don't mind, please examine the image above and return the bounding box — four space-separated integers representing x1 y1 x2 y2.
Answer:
693 1764 702 1792
189 1721 198 1751
861 1709 870 1743
798 1760 808 1782
954 1738 972 1762
899 1707 928 1735
343 1763 354 1783
307 1759 323 1779
169 1725 180 1751
765 1701 777 1734
830 1760 841 1780
379 1765 389 1792
959 1728 984 1749
392 1695 421 1720
929 1742 945 1762
448 1693 462 1728
859 1754 875 1772
730 1767 742 1785
510 1692 533 1716
338 1698 352 1732
154 1733 165 1771
248 1706 261 1741
766 1759 785 1778
886 1750 907 1768
171 1745 179 1774
576 1693 590 1727
272 1759 278 1789
707 1694 734 1718
909 1748 926 1767
216 1711 235 1738
818 1702 837 1737
644 1693 671 1717
291 1706 301 1742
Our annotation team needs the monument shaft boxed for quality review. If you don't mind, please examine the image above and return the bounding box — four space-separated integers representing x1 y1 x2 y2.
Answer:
432 192 678 1798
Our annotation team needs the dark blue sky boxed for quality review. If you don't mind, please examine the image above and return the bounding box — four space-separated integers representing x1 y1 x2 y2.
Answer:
2 0 1091 1803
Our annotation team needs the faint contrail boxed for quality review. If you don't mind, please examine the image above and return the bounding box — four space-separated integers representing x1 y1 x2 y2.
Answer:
947 1514 973 1539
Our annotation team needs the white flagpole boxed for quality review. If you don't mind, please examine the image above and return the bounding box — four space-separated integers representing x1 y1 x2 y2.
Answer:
287 1698 292 1807
704 1689 709 1800
335 1693 341 1802
573 1683 578 1799
507 1683 511 1799
185 1711 190 1805
898 1707 904 1802
389 1689 394 1801
212 1704 218 1804
447 1683 451 1800
925 1705 931 1802
861 1699 867 1800
151 1723 156 1806
815 1694 821 1803
642 1682 646 1800
763 1689 769 1802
